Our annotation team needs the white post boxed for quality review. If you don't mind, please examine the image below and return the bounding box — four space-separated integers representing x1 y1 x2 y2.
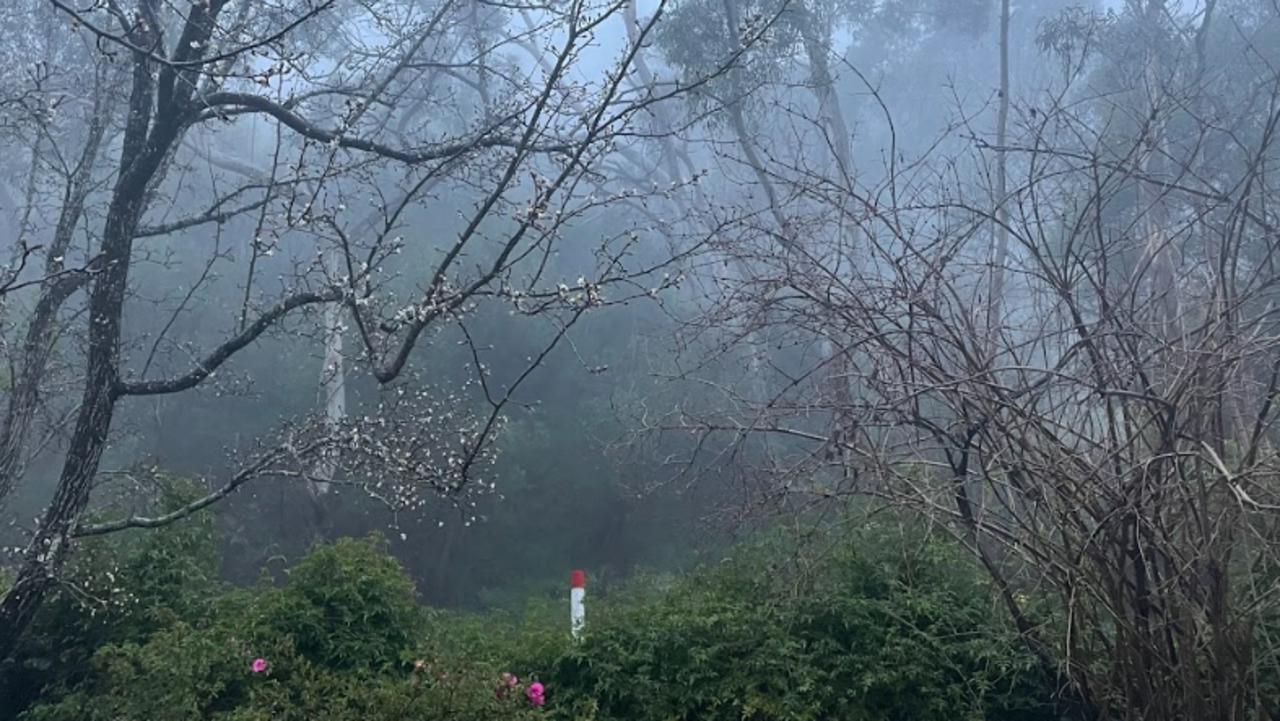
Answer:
570 569 585 639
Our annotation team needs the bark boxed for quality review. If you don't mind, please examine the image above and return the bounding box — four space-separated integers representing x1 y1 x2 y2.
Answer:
311 246 346 496
793 1 851 178
719 0 790 238
986 0 1011 355
0 94 110 505
793 0 856 469
0 0 228 663
624 0 697 190
1137 0 1179 336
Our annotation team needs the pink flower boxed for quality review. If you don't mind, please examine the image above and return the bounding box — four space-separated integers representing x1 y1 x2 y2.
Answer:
526 681 545 707
251 658 268 674
496 672 520 700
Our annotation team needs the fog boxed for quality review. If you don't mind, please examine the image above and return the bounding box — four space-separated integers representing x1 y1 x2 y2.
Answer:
1 0 1278 718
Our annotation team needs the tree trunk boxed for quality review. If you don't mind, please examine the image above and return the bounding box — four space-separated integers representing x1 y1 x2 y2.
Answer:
311 247 346 497
0 91 110 506
793 0 857 474
794 1 852 178
0 182 140 660
1137 0 1179 337
0 0 226 663
986 0 1011 354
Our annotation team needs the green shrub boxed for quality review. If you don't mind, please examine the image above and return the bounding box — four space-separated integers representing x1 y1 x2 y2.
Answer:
23 534 542 721
4 478 221 720
21 513 1056 721
529 519 1054 721
24 622 545 721
260 535 423 671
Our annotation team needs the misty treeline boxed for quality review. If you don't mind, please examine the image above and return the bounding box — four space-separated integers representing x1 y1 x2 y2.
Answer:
0 0 1278 718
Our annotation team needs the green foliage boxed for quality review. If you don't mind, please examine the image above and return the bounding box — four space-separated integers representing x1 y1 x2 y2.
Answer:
21 515 1057 721
23 535 535 721
527 519 1053 721
261 536 423 671
25 618 544 721
3 475 221 718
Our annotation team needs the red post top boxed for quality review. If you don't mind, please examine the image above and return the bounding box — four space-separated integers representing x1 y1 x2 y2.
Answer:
570 569 586 589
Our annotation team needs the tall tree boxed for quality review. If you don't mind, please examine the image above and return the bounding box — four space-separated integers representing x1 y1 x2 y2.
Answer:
0 0 743 668
671 1 1280 717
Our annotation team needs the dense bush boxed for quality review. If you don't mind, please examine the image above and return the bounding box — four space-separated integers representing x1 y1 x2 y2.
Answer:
524 520 1055 721
14 514 1058 721
19 536 540 721
1 482 222 718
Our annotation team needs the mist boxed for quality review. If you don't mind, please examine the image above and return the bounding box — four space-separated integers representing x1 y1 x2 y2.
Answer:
2 1 1278 719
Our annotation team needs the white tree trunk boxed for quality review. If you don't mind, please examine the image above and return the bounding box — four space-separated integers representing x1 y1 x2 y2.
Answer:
313 248 346 496
987 0 1011 354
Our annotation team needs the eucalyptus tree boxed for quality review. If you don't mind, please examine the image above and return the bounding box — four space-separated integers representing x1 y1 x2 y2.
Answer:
668 0 1280 717
644 0 994 486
